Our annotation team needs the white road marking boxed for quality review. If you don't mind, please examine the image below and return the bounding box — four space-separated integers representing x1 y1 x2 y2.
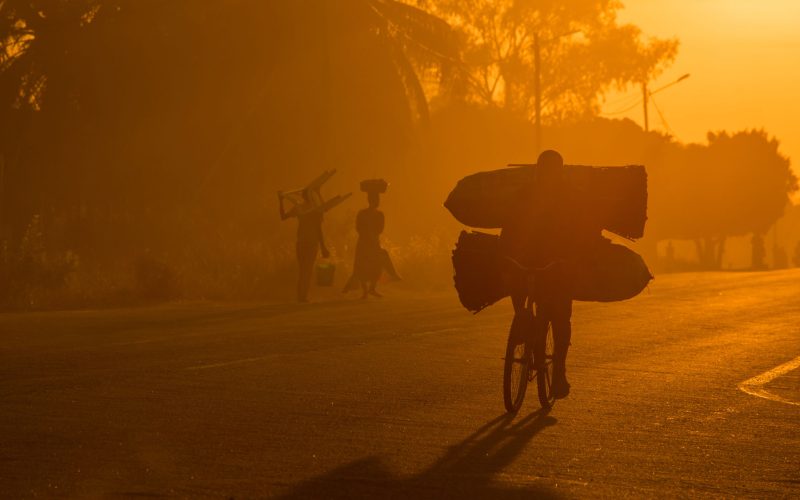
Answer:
738 355 800 406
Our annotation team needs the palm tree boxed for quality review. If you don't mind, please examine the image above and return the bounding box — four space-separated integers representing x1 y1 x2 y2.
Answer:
0 0 460 251
356 0 459 122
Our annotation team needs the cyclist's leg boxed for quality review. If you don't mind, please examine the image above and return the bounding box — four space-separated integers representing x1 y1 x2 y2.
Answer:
551 298 572 368
511 294 526 314
550 295 572 398
538 265 572 396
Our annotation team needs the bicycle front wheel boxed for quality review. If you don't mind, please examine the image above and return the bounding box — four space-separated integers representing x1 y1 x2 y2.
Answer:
503 327 531 413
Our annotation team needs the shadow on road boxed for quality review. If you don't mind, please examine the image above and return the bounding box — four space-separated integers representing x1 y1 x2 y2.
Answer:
277 409 559 499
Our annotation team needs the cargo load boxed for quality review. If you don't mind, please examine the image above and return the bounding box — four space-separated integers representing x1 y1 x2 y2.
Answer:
451 231 507 313
567 240 652 302
452 231 652 313
360 178 388 194
315 261 336 287
444 164 647 240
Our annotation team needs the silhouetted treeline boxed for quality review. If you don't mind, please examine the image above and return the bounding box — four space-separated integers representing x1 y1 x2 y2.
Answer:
0 1 796 308
418 105 797 270
1 1 456 245
1 1 460 306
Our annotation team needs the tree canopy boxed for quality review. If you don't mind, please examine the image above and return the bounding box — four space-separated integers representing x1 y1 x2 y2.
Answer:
0 0 458 249
0 1 797 306
415 0 678 121
656 130 797 239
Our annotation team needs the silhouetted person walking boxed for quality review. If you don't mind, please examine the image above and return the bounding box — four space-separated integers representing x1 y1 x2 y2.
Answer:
280 190 330 302
794 241 800 268
344 179 399 299
499 150 604 399
752 233 766 270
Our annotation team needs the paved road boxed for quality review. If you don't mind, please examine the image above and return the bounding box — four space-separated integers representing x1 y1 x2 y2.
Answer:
2 271 799 498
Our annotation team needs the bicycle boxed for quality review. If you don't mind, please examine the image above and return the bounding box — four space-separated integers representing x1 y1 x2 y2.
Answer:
502 258 562 413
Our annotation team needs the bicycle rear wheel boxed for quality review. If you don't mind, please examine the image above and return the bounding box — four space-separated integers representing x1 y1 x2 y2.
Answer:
503 326 531 413
535 322 555 409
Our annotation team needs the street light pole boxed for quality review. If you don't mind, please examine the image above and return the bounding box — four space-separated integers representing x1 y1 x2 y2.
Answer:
643 73 690 133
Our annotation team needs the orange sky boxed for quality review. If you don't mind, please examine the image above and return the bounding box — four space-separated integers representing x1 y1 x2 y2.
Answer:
604 1 800 181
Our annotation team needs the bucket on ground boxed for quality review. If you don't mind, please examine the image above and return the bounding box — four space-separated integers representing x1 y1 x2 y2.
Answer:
316 261 336 287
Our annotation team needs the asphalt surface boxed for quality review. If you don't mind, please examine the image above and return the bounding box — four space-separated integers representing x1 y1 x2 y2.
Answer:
1 270 799 498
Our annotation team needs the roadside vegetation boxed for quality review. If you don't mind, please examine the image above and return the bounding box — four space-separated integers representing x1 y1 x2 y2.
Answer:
0 1 796 309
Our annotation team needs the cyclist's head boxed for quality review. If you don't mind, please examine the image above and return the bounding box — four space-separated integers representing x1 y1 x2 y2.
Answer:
536 150 564 183
537 149 563 169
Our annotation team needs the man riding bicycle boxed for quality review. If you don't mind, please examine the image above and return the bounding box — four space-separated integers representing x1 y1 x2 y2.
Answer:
499 150 605 399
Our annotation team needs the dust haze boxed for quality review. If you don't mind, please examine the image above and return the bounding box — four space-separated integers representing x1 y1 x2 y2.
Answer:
2 1 796 307
1 1 799 498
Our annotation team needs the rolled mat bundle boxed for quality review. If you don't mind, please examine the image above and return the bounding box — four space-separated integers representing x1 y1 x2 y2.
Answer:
445 164 647 240
452 231 507 313
569 240 653 302
452 231 652 313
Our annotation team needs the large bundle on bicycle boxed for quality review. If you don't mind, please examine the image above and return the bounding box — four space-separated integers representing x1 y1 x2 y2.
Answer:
448 163 652 313
444 164 647 240
452 232 652 312
451 231 508 313
569 240 652 302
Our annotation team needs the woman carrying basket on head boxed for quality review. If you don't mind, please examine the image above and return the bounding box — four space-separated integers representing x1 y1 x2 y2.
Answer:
343 179 400 299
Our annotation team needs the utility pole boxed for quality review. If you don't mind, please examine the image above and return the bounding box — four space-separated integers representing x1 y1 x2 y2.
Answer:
534 33 542 155
532 30 581 154
642 81 649 133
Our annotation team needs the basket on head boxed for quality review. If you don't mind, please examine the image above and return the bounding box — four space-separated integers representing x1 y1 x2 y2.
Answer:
360 179 388 194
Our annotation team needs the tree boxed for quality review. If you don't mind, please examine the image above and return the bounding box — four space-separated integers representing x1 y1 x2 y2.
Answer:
444 113 798 271
650 130 797 269
0 1 458 255
413 0 677 123
704 130 797 268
